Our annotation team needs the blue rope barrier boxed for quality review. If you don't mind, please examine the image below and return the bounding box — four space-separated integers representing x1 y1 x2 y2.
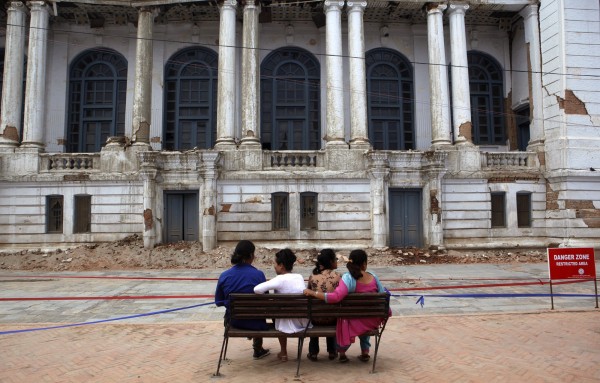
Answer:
0 301 216 336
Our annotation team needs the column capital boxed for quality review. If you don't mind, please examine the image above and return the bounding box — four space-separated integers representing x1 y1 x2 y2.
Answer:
218 0 238 10
448 2 469 14
27 0 48 8
324 1 344 11
7 1 27 12
519 4 539 20
425 2 447 14
240 0 259 7
346 1 367 11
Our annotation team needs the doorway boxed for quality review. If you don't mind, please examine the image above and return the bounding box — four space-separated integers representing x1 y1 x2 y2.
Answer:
164 191 199 243
389 189 422 247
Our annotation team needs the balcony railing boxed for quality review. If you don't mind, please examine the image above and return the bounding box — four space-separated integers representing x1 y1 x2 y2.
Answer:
481 152 536 168
40 153 100 171
265 151 323 169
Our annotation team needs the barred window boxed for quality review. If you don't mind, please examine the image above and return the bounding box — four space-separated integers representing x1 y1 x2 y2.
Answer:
74 195 92 233
46 195 64 233
491 192 506 228
300 192 317 230
272 192 289 230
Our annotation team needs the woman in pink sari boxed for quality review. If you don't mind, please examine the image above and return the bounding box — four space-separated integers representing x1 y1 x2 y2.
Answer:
303 249 390 363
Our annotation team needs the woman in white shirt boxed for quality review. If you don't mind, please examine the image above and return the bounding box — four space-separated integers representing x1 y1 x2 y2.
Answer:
254 248 311 361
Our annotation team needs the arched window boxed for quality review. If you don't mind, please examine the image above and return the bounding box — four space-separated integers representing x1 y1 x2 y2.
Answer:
366 48 414 150
468 51 505 145
261 47 320 150
164 47 218 150
67 49 127 153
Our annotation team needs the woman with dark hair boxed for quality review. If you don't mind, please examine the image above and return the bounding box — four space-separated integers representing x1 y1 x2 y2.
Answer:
215 240 270 359
305 249 341 361
254 248 311 362
303 249 389 363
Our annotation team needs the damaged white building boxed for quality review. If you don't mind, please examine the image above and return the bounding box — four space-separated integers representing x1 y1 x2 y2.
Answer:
0 0 598 251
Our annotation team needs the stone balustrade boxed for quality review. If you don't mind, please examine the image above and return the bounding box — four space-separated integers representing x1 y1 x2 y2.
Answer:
265 151 322 168
41 153 100 171
481 152 536 168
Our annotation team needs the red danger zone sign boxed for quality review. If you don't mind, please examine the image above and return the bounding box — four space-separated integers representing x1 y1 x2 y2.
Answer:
547 248 596 280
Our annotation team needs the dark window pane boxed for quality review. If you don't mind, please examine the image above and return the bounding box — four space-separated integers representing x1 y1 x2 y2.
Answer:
517 193 532 228
491 192 506 228
300 192 318 230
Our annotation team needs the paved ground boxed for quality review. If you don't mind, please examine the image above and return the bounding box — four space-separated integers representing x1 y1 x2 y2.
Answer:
1 263 599 382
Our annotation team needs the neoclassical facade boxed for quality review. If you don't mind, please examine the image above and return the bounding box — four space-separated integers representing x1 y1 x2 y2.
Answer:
0 0 598 251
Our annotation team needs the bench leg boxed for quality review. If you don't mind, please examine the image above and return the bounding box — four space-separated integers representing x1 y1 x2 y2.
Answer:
295 338 305 378
214 336 229 376
370 334 381 374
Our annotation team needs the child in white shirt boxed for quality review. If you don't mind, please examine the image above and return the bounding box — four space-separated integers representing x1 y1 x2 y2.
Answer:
254 248 311 361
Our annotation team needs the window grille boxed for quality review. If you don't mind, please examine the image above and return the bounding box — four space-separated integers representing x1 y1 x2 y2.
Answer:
46 195 64 233
67 49 127 153
272 192 289 230
300 192 318 230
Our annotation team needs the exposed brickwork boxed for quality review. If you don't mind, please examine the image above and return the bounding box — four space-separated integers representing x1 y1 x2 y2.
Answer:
557 89 588 115
545 181 559 210
220 203 231 212
1 126 19 141
458 121 472 142
143 208 153 230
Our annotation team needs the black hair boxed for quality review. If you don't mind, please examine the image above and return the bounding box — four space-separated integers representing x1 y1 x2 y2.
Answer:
275 248 297 272
231 240 255 265
346 249 368 280
312 248 337 275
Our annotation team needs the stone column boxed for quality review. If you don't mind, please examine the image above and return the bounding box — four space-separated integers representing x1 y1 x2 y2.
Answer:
215 0 238 150
0 1 27 148
324 0 347 148
240 1 261 148
426 3 451 147
424 151 447 249
369 153 389 248
448 2 472 145
131 8 154 147
139 152 158 249
520 4 544 150
21 1 50 149
202 151 220 251
347 1 370 149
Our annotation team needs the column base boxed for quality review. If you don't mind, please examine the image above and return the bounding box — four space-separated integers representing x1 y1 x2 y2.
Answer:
325 140 349 149
349 138 371 150
0 137 19 149
18 142 45 152
214 139 237 151
240 137 262 149
430 141 453 149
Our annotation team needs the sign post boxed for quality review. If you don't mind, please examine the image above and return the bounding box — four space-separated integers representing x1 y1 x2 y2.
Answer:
547 247 598 309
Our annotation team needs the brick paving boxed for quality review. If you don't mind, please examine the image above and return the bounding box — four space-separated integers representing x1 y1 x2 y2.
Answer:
2 311 599 383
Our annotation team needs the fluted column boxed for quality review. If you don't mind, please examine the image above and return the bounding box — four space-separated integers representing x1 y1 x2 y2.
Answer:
215 0 238 150
520 4 544 150
448 2 472 145
324 0 347 148
131 8 154 146
0 1 27 147
347 1 370 149
240 0 261 148
22 1 50 149
426 3 451 147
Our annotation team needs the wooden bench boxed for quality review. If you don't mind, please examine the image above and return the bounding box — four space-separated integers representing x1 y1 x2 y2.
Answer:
215 293 390 377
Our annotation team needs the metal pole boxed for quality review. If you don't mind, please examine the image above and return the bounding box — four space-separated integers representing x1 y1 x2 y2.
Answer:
549 280 554 310
594 278 599 309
